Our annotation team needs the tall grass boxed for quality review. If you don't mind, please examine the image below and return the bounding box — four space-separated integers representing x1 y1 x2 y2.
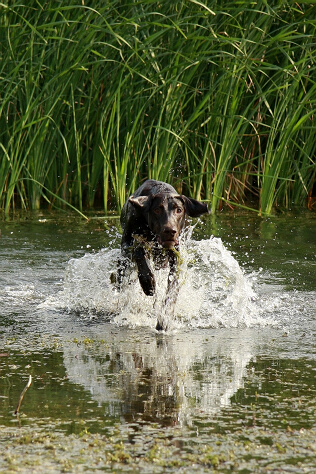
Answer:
0 0 315 215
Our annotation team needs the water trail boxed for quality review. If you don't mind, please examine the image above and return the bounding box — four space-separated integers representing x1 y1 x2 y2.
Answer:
53 227 272 330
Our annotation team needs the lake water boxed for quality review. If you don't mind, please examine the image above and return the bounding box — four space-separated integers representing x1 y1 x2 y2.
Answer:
0 210 315 472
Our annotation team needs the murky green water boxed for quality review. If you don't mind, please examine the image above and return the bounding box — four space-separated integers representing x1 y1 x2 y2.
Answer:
0 210 315 472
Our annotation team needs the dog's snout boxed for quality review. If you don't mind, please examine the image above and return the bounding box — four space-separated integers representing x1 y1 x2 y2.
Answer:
162 227 178 241
160 226 178 248
163 226 177 236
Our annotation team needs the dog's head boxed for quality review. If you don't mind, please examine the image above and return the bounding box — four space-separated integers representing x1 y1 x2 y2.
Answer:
129 193 209 249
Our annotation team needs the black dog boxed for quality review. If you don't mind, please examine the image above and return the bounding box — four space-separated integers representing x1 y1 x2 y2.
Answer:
116 180 209 330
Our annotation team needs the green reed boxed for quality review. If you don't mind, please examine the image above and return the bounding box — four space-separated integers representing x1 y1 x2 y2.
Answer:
0 1 315 215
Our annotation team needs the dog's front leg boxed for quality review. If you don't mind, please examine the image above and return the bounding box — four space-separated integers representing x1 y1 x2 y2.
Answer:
156 250 180 331
115 255 130 289
134 246 156 296
111 242 132 290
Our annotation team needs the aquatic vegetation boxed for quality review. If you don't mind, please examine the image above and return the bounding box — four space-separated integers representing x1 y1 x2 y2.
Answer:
0 1 315 215
1 424 316 472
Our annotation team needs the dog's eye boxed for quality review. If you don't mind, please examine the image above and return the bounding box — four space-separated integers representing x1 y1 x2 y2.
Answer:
154 207 162 214
176 207 183 214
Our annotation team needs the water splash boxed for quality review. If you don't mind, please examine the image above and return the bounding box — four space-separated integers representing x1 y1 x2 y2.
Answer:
53 228 271 330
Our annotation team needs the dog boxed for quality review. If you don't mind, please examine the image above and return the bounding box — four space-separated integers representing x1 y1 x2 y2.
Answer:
115 179 209 330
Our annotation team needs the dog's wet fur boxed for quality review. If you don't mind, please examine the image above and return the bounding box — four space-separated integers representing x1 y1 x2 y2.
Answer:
115 180 209 330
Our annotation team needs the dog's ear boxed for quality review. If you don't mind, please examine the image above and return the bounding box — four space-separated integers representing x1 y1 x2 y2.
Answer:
180 196 209 217
128 195 152 211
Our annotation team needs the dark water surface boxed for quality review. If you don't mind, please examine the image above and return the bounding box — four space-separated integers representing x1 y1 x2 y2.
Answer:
0 210 315 472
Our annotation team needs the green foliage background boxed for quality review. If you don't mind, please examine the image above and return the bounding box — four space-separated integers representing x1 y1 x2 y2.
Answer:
0 0 315 215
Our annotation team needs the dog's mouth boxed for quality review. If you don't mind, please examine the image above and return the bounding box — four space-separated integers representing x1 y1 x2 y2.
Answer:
159 238 179 249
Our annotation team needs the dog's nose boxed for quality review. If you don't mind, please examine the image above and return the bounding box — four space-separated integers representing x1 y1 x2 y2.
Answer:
163 227 176 236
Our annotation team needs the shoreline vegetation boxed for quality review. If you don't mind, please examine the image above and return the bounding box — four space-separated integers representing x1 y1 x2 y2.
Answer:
0 1 315 216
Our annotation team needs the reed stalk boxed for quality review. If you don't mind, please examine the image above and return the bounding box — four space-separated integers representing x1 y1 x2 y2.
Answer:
0 1 315 215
